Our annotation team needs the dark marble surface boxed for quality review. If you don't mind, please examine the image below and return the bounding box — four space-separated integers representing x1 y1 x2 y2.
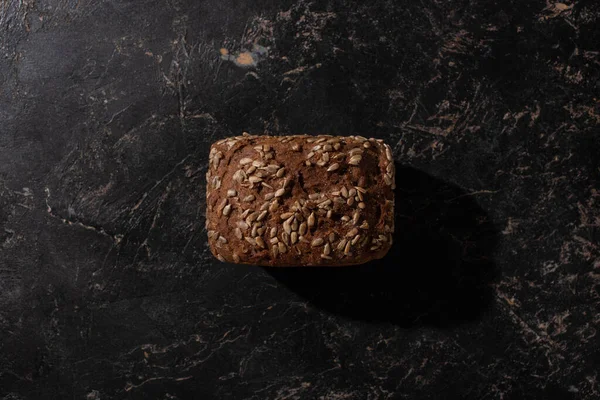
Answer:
1 0 599 399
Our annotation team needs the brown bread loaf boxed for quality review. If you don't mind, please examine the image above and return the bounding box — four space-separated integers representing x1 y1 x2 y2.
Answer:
206 134 395 266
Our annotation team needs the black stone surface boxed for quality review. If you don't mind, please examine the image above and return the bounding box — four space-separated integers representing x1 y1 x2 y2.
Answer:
1 1 599 399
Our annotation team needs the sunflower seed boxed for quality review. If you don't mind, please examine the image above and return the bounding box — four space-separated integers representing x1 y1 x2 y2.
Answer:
270 237 279 244
276 167 285 178
232 253 240 263
327 163 340 172
351 234 361 246
307 212 316 228
249 176 262 183
329 232 337 242
217 254 226 262
346 228 359 237
386 163 394 174
242 195 255 202
305 160 311 166
318 199 332 208
246 165 257 174
222 204 232 216
347 197 354 206
233 170 245 183
323 144 333 152
237 221 249 230
341 216 350 222
264 192 275 201
207 230 217 239
323 243 331 255
308 193 321 200
283 219 291 235
280 212 293 220
291 219 298 231
251 224 259 237
272 245 279 258
275 188 286 197
344 241 352 255
299 222 307 235
291 143 300 151
234 228 243 239
311 238 324 247
340 187 349 198
239 157 253 165
268 201 279 212
337 239 347 251
348 188 357 197
264 164 278 174
360 221 369 229
326 209 333 219
321 254 332 260
363 142 371 148
252 160 265 168
384 174 392 185
270 227 278 238
257 226 266 235
244 237 256 246
349 155 362 165
385 146 393 161
257 210 268 221
247 212 258 222
256 237 266 248
333 143 341 150
227 189 237 197
278 242 287 253
307 152 315 159
358 202 366 209
288 231 297 244
352 211 360 225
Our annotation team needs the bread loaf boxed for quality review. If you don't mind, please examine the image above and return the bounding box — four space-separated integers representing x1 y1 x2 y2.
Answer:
206 134 395 266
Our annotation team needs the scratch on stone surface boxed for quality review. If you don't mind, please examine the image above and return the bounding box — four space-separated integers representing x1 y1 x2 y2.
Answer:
124 375 192 392
126 154 191 229
495 295 563 352
44 187 122 243
106 104 132 125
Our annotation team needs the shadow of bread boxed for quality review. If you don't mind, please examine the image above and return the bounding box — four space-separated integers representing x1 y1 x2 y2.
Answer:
266 163 499 327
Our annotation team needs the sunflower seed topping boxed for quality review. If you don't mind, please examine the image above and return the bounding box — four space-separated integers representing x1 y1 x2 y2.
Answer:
349 155 362 165
327 163 340 172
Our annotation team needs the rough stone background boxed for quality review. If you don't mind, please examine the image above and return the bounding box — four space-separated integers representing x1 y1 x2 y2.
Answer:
0 0 599 399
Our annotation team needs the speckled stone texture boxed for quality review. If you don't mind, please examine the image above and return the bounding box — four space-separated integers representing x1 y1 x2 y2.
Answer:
0 0 598 399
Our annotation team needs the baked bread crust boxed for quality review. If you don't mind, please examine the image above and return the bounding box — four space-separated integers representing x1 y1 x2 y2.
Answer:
206 134 395 266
